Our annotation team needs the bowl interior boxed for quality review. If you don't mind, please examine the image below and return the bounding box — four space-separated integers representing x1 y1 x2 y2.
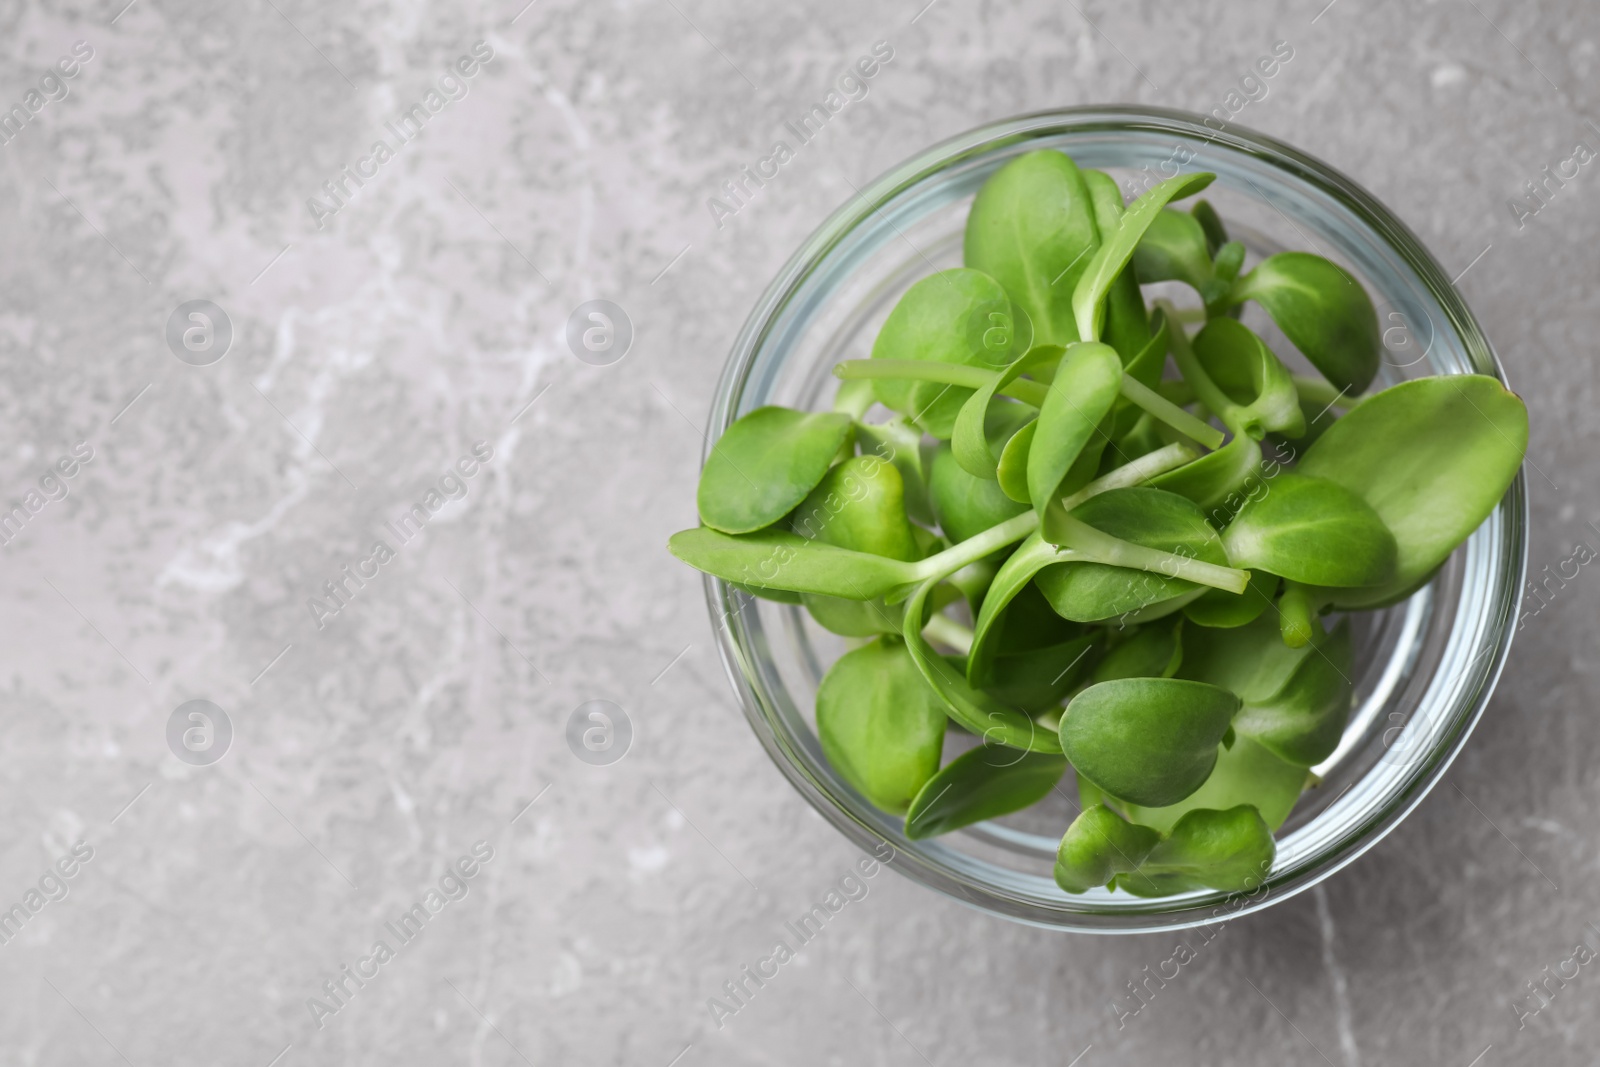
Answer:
706 109 1526 931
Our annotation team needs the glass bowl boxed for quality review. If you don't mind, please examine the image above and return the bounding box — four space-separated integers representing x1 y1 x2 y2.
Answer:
699 106 1527 932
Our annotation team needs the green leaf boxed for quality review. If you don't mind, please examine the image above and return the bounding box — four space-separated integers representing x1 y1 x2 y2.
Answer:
1190 199 1228 256
796 454 928 630
1122 305 1172 392
1182 569 1277 628
1146 430 1262 520
1222 470 1398 588
668 527 917 600
730 582 802 605
1229 252 1380 396
902 576 1062 753
1179 612 1316 701
1132 207 1213 292
1027 342 1123 514
967 532 1067 685
790 455 919 560
1036 488 1231 623
952 346 1059 479
816 638 946 814
855 417 936 526
697 406 854 534
1059 678 1240 807
1297 374 1528 608
904 747 1067 839
801 594 905 637
964 150 1100 346
1054 804 1160 894
1232 618 1353 766
1191 318 1305 439
1083 170 1154 364
972 577 1094 709
1114 736 1308 834
995 417 1036 503
870 268 1030 438
1073 172 1215 343
985 633 1099 711
1116 805 1275 897
929 441 1029 545
1088 621 1181 684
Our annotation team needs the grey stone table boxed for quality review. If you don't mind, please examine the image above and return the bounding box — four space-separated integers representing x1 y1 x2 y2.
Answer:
0 0 1595 1064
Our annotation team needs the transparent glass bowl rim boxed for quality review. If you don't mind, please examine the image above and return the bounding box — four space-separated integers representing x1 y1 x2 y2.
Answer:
699 105 1528 932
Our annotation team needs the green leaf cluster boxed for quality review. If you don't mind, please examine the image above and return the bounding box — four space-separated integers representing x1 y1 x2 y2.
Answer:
669 148 1528 899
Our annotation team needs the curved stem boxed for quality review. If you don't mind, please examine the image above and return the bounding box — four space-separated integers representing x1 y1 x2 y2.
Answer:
922 612 974 655
833 360 1050 408
1060 441 1197 511
1054 513 1250 594
1118 373 1225 450
1158 299 1249 435
910 510 1038 584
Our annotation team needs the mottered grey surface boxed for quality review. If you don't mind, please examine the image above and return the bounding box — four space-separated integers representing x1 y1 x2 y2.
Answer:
0 0 1595 1064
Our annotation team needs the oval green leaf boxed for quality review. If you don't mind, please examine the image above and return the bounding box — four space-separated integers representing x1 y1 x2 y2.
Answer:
668 527 917 600
1116 805 1275 897
1222 470 1397 588
929 441 1029 545
1059 678 1241 807
698 406 854 534
1132 207 1213 292
1297 374 1528 608
1181 568 1277 628
1229 251 1380 396
817 637 947 814
904 747 1067 839
870 268 1029 438
1054 804 1159 894
1112 736 1308 834
964 150 1100 346
1027 342 1123 514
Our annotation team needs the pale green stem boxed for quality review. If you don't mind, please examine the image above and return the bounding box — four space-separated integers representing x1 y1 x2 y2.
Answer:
833 360 1049 407
1158 299 1242 424
1055 513 1250 594
837 356 1223 450
1118 374 1225 450
910 510 1039 584
831 376 875 418
1292 374 1352 412
1060 441 1198 511
923 613 974 655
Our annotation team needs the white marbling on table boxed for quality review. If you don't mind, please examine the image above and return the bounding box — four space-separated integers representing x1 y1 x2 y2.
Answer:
0 0 1597 1064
